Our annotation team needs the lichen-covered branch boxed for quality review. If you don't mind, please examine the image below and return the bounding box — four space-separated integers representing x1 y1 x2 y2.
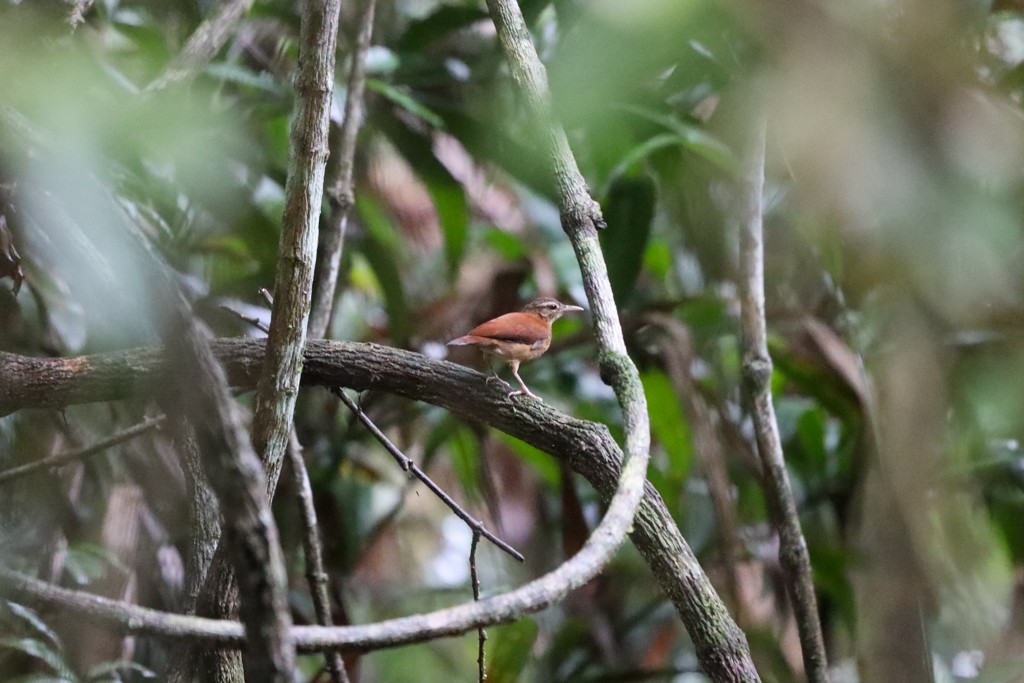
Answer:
481 0 659 668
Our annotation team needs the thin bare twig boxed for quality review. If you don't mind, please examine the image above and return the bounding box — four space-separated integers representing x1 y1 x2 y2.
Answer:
220 305 270 334
470 531 487 683
331 386 524 563
737 120 828 682
0 416 165 485
308 0 378 339
287 430 349 683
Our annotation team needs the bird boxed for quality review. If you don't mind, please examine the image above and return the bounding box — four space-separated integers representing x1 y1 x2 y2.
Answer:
447 297 584 402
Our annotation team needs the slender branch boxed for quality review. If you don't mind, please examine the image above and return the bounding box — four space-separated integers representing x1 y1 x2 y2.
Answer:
0 415 164 485
737 120 828 682
332 387 523 563
220 305 270 334
287 430 350 683
0 339 758 681
308 0 378 339
147 0 256 91
470 531 487 683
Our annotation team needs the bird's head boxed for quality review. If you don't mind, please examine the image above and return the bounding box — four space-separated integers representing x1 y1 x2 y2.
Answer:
522 297 584 322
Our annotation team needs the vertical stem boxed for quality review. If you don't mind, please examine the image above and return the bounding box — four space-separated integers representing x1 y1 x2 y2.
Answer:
287 430 349 683
308 0 378 340
252 0 343 494
470 531 487 682
738 120 829 683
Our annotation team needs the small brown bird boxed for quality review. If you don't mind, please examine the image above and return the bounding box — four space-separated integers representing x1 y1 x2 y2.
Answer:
447 297 584 402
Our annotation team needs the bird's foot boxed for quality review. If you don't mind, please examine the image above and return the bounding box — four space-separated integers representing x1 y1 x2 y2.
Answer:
486 375 512 390
508 389 543 403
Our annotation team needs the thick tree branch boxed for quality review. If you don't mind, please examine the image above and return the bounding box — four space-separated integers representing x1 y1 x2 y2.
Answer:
254 0 341 512
0 339 758 682
737 121 828 681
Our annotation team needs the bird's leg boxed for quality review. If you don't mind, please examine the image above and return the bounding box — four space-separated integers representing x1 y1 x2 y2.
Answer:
483 359 511 389
507 360 543 402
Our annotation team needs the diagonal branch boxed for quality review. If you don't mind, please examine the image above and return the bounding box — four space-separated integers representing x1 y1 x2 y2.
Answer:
332 386 523 563
147 0 256 91
0 415 165 485
737 120 828 682
0 339 759 682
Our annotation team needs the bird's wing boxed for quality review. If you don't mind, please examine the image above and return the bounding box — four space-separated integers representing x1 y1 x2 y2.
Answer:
465 313 549 346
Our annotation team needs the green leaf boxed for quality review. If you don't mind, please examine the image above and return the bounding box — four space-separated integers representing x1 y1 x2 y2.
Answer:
85 659 156 681
0 638 74 679
482 227 528 261
5 602 62 648
485 618 539 683
366 79 444 129
63 544 111 585
641 369 692 482
617 104 739 175
608 132 686 181
356 196 409 344
397 6 489 52
796 406 829 468
494 433 560 488
600 176 655 305
431 181 469 280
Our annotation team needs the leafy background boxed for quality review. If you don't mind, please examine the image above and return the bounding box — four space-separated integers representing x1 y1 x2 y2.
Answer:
2 0 1024 681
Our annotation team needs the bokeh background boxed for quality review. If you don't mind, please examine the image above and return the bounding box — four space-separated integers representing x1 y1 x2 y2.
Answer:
2 0 1024 681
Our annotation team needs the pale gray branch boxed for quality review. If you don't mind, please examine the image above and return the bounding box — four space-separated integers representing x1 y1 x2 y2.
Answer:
287 431 349 683
737 120 828 682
